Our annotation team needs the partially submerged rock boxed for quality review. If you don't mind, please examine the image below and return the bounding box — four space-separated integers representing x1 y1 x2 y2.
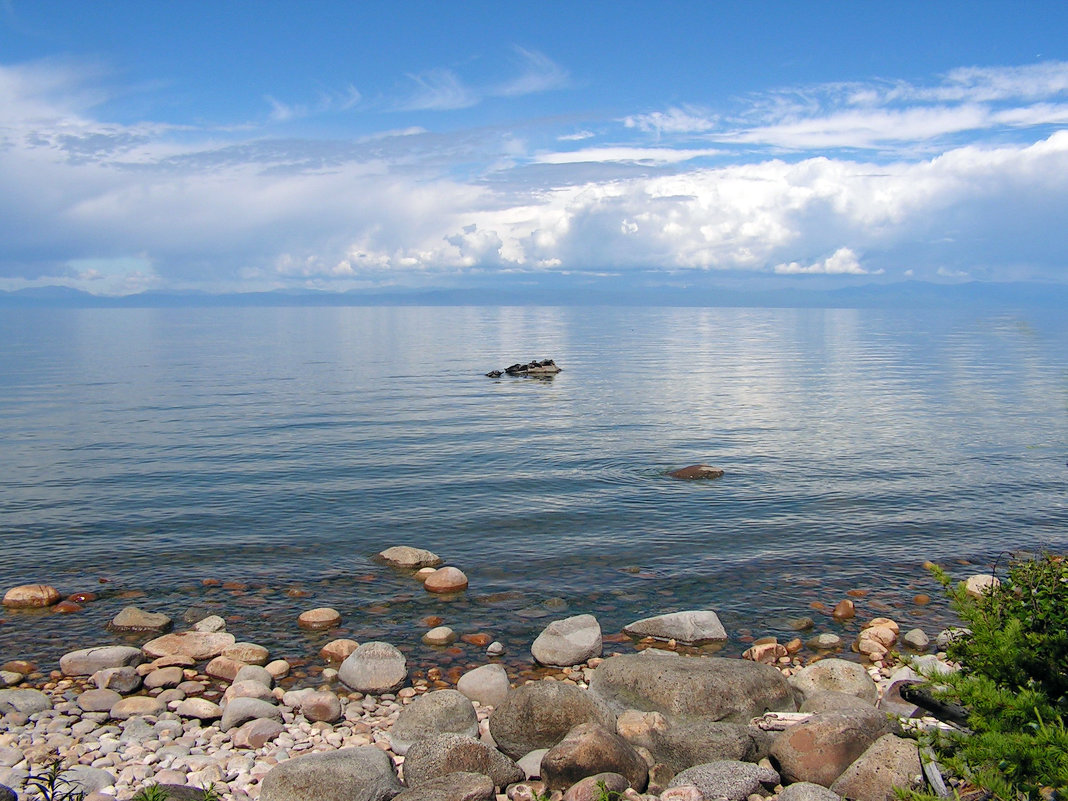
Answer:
622 610 727 646
486 359 562 378
666 464 724 480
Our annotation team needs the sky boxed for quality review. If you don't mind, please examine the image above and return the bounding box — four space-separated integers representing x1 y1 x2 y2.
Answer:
2 1 1068 296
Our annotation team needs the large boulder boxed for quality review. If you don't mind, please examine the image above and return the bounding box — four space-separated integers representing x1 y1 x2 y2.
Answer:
2 584 60 608
617 710 760 777
622 611 727 646
60 646 144 676
541 723 648 792
667 761 780 801
531 614 602 667
401 734 523 789
778 784 844 801
142 631 236 661
391 772 494 801
830 734 923 801
489 680 616 760
260 747 402 801
769 709 898 787
339 642 407 694
107 606 173 634
378 547 443 569
389 690 479 755
0 689 52 715
220 697 283 731
789 659 879 705
456 664 510 708
589 652 794 722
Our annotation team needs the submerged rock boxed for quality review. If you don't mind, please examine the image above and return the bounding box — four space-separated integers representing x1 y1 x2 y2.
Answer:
666 465 724 480
504 359 562 376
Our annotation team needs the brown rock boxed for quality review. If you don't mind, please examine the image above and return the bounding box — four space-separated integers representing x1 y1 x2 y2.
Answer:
77 688 122 712
67 592 98 603
320 638 360 663
54 601 84 614
541 723 648 792
769 709 897 786
110 695 166 719
223 642 269 665
424 567 469 594
297 607 341 630
830 734 923 801
666 464 724 480
142 631 236 661
563 773 631 801
831 600 855 620
2 584 61 608
143 666 185 689
461 633 492 647
300 690 342 723
743 642 788 664
232 717 284 749
205 656 247 682
913 594 931 606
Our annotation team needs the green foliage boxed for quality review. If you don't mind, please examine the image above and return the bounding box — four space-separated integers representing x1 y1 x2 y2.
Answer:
917 554 1068 800
21 761 84 801
132 784 170 801
594 779 624 801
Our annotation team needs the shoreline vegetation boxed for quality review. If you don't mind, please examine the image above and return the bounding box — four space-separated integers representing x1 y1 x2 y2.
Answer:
4 548 1054 801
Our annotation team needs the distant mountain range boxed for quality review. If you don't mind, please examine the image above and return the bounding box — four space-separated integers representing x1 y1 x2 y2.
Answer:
2 281 1067 309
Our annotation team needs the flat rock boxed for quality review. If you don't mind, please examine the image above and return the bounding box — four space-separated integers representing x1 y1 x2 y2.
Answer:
260 746 402 801
220 697 283 731
61 646 144 676
800 691 877 714
423 567 469 593
234 664 275 687
541 723 648 792
422 626 457 646
622 611 727 646
456 663 510 708
0 689 52 715
63 766 116 794
107 606 173 634
402 734 523 789
175 697 222 721
617 710 759 777
223 642 269 665
531 614 602 667
77 689 122 713
779 783 844 801
297 607 342 630
2 584 60 608
769 709 898 787
516 749 548 780
223 679 275 704
232 717 285 749
143 666 185 690
489 679 616 760
379 546 443 569
589 652 794 722
667 761 780 801
789 658 879 705
110 695 165 719
192 615 227 632
830 734 923 801
390 690 479 755
338 641 407 693
320 639 360 663
392 772 494 801
142 631 236 661
666 464 725 480
205 656 247 682
91 666 142 694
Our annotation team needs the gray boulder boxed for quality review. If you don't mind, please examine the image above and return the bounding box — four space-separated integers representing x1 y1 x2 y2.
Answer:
107 606 173 634
220 697 282 731
541 723 648 792
392 772 494 801
378 546 442 569
233 664 274 687
260 746 402 801
76 689 122 713
589 652 795 722
63 766 116 794
800 691 877 714
617 710 760 777
402 734 523 789
778 783 844 801
789 659 879 705
489 680 616 760
830 734 923 801
338 642 407 693
667 761 780 801
91 666 142 694
456 664 510 708
531 614 602 667
622 611 727 645
60 646 143 676
389 690 478 755
0 689 52 715
769 709 898 787
563 774 630 801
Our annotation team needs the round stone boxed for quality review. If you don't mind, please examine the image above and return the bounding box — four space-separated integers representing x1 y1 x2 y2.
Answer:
423 567 469 594
223 642 269 665
110 695 166 719
77 688 122 713
338 641 407 693
2 584 61 608
319 639 360 663
422 626 457 646
297 607 342 630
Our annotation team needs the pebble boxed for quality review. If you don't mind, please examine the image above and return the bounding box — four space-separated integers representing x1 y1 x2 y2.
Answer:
297 608 342 630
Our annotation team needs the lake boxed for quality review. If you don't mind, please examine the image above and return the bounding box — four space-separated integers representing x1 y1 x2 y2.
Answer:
1 305 1066 671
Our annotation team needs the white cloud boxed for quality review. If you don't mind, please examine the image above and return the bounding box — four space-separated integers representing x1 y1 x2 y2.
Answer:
774 247 873 275
399 68 479 111
624 106 717 136
494 46 570 97
535 146 721 165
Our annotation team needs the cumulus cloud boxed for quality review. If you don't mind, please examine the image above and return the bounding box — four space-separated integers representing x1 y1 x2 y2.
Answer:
774 248 872 275
535 147 721 165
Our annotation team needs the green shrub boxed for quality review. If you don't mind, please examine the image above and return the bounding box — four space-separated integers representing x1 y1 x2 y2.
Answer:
21 761 84 801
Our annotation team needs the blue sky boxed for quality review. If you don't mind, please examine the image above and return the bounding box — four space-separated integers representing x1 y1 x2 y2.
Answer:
2 1 1068 295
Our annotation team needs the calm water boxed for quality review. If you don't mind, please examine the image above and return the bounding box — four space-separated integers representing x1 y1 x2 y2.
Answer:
1 305 1066 671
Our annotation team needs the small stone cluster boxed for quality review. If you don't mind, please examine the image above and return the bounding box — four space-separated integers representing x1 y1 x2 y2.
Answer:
0 562 994 801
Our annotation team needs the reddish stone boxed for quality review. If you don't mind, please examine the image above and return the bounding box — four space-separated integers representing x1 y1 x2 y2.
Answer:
423 567 469 594
222 581 248 591
202 579 220 586
285 588 311 598
832 600 856 620
54 601 83 614
421 616 445 627
97 577 110 584
602 632 630 644
913 594 931 605
356 574 377 582
67 592 98 603
2 584 61 608
846 589 868 598
460 633 491 647
810 601 827 611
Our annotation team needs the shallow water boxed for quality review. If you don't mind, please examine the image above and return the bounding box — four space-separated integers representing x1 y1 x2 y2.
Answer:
1 305 1066 670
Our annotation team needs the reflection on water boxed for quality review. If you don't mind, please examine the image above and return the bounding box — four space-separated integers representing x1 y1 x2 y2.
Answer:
0 305 1066 667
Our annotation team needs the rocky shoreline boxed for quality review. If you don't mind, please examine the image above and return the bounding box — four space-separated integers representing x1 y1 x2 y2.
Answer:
0 549 989 801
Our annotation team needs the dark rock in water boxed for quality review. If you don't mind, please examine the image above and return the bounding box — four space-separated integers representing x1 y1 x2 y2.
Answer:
485 370 503 378
667 464 724 480
504 359 562 376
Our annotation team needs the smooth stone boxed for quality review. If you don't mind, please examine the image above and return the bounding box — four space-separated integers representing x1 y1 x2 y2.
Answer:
320 639 360 663
143 666 185 690
232 717 285 749
234 664 275 687
800 691 877 714
338 642 407 693
110 696 165 719
223 642 270 665
402 734 523 789
424 567 469 593
192 614 227 632
175 697 222 721
935 627 970 650
107 606 173 634
616 710 760 777
389 689 478 755
963 574 1000 599
789 658 879 705
2 584 60 608
223 679 276 704
830 734 923 801
589 652 795 722
532 614 602 667
142 632 236 661
220 697 283 731
779 783 844 801
456 663 511 708
0 673 20 689
807 633 843 651
205 656 247 682
541 723 648 792
91 666 142 694
61 646 144 676
379 546 443 569
0 689 52 715
832 600 855 620
562 773 630 801
423 626 457 646
259 746 402 801
297 607 342 630
769 709 898 786
77 689 122 713
667 761 780 801
0 748 21 768
265 659 291 679
666 465 724 480
622 611 727 645
489 680 616 760
63 766 116 794
902 629 930 651
299 690 342 724
486 641 506 656
394 773 494 801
